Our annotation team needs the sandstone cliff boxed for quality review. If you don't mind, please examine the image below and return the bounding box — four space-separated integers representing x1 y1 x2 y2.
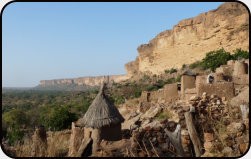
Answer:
39 75 129 87
125 2 249 76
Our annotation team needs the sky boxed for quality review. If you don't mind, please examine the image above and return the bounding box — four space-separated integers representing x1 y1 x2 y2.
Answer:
2 2 224 87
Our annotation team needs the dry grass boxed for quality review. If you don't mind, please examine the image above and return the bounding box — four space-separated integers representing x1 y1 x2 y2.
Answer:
156 111 173 119
126 98 140 107
46 130 71 157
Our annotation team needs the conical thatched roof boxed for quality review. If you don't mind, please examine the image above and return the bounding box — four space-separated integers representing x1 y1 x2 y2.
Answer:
81 83 124 129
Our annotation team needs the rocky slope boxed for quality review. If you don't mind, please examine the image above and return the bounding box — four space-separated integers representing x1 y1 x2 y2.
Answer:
125 2 249 76
39 75 129 87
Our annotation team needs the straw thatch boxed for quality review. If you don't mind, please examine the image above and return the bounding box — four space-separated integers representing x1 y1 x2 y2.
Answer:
81 83 124 129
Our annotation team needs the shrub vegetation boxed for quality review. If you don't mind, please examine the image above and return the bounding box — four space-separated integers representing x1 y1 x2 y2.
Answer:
188 48 249 72
201 48 232 71
176 76 181 82
170 68 177 74
182 64 187 70
109 95 125 105
157 111 173 119
231 48 249 60
189 61 202 69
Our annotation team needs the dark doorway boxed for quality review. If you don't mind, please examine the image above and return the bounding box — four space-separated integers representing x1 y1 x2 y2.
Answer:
81 139 93 157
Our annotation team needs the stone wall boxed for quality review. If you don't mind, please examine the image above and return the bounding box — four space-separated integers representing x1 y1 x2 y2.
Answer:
195 75 207 88
216 65 234 76
68 122 85 157
232 74 249 85
196 82 234 100
233 61 248 76
227 60 235 66
231 60 249 85
150 89 164 103
139 83 180 112
84 127 92 139
181 75 196 97
140 91 150 103
139 91 151 112
244 59 249 74
184 88 197 101
211 73 225 82
139 89 165 112
196 73 229 87
163 83 179 102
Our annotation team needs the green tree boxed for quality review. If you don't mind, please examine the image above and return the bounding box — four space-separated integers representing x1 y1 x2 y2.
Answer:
176 76 181 82
7 130 25 146
166 78 176 84
201 48 232 72
133 89 142 98
189 61 202 69
74 97 92 113
49 106 78 131
144 85 159 92
2 109 29 129
109 95 125 105
2 109 28 145
38 106 54 130
231 48 249 60
26 108 40 128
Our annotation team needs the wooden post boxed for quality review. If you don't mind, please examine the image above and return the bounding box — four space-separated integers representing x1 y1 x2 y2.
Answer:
240 105 249 120
164 124 185 157
185 112 203 157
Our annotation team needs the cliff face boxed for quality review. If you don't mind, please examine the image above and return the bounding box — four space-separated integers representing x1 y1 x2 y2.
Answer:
39 75 129 86
125 2 249 76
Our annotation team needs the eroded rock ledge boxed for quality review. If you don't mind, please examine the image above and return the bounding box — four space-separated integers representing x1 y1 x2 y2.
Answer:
39 75 129 86
125 2 249 76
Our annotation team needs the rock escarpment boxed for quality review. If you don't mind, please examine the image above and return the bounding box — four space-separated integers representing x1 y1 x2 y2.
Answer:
39 75 129 87
125 2 249 76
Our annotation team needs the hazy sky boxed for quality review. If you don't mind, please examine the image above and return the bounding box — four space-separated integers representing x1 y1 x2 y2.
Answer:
2 2 224 87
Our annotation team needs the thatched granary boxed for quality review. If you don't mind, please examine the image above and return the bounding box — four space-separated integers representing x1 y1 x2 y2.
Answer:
81 83 124 154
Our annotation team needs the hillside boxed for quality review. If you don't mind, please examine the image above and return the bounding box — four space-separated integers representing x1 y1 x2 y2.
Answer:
125 2 249 76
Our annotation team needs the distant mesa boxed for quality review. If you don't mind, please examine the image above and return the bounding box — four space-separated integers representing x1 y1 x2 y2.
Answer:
38 75 129 87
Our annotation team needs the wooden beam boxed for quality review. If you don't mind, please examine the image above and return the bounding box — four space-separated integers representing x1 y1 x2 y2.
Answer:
240 105 249 120
164 124 185 157
185 112 203 157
